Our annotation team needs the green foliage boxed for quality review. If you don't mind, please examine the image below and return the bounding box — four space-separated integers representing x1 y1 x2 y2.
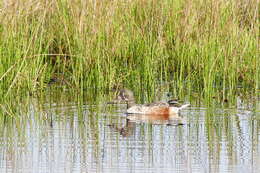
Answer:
0 0 258 99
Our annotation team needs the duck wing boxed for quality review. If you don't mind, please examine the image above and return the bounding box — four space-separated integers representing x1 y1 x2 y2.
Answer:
127 103 169 114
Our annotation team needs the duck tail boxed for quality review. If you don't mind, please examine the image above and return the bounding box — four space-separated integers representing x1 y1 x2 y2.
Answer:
179 104 190 110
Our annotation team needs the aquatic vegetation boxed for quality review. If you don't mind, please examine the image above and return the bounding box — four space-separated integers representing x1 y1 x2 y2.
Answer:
0 0 258 100
0 2 258 171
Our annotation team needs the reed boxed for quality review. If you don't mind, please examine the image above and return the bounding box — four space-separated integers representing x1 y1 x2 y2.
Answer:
0 0 258 100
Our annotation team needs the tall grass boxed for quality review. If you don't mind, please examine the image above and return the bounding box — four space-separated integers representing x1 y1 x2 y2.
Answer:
0 0 258 99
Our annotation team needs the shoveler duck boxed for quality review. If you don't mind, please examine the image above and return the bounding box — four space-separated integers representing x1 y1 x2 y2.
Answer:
116 88 190 115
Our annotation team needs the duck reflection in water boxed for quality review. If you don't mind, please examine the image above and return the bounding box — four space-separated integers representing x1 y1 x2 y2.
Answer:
109 115 184 137
108 119 136 137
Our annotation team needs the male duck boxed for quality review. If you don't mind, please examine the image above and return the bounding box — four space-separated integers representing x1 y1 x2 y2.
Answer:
116 88 190 115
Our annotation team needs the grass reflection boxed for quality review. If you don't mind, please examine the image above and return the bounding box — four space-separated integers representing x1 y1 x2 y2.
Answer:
0 88 258 172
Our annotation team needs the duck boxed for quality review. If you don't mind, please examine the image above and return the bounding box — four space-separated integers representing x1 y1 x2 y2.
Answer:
116 88 190 115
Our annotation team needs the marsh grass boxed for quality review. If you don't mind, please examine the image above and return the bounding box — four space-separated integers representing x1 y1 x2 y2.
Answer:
0 0 258 101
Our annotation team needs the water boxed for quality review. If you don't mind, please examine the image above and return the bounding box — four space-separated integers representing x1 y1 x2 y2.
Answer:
0 91 259 173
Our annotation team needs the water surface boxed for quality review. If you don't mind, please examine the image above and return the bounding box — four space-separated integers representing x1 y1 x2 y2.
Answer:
0 91 259 173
